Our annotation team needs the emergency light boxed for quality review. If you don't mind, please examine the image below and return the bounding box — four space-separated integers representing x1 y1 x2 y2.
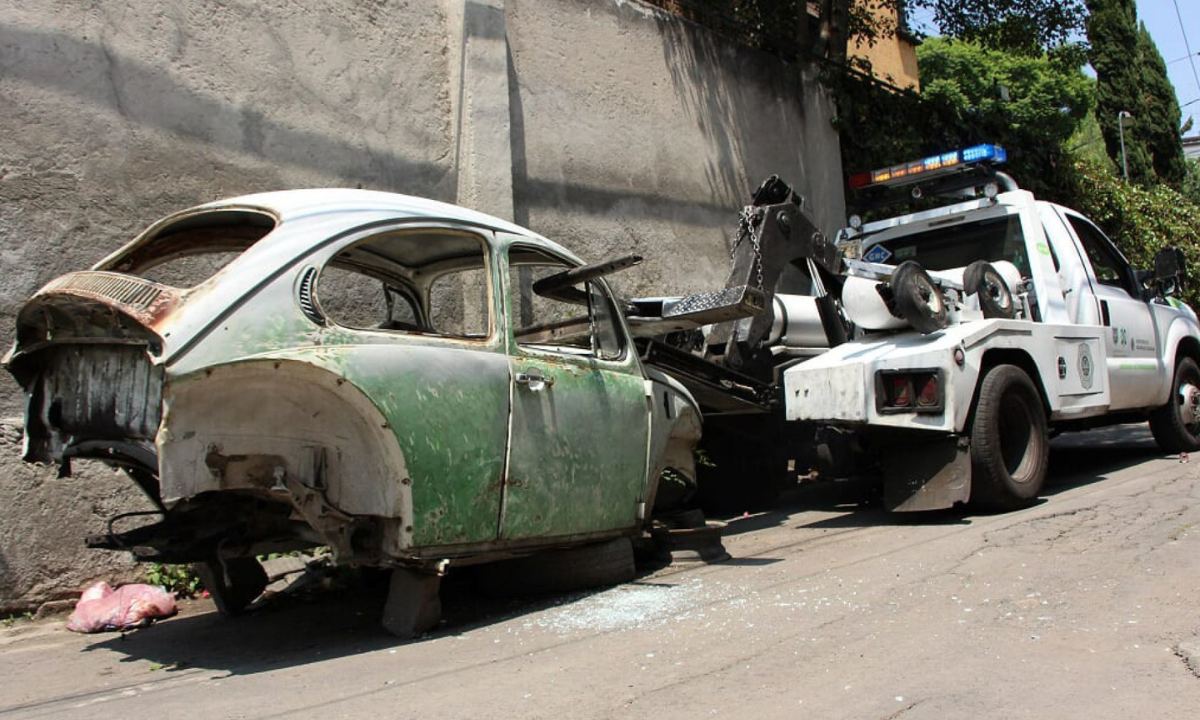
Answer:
849 144 1007 190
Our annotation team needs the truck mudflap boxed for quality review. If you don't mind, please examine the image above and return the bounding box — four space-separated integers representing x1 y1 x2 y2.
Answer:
881 435 972 511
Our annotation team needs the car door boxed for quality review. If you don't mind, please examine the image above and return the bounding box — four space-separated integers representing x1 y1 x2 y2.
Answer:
306 225 511 548
1059 212 1162 409
500 241 651 541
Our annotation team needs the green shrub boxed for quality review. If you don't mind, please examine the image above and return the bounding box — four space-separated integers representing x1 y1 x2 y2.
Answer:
144 563 204 598
1066 158 1200 311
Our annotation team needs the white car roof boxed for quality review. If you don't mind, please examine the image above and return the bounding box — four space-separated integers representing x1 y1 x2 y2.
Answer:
204 188 550 242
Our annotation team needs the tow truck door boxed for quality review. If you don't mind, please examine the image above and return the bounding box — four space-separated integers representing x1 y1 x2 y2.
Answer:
1056 211 1161 409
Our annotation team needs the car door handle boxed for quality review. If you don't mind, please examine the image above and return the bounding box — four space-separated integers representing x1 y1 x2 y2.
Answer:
515 369 554 391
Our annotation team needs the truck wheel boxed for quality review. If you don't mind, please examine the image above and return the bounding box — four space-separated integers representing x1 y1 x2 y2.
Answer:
194 557 268 616
970 364 1049 510
890 261 949 334
964 261 1016 319
1149 356 1200 453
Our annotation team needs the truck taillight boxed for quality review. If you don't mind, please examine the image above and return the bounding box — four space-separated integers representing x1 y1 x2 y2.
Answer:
890 376 911 407
876 370 944 414
917 375 939 407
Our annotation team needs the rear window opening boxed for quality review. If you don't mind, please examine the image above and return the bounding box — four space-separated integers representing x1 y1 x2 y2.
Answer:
874 214 1030 277
100 210 277 288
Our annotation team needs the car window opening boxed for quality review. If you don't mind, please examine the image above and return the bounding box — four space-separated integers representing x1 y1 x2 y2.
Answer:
508 247 625 360
875 214 1031 278
318 229 491 339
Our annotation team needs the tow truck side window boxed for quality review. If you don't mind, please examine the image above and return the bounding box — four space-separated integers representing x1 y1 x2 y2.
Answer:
1066 216 1137 297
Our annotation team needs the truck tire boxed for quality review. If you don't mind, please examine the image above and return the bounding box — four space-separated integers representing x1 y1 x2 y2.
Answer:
890 261 949 334
1149 356 1200 453
964 261 1016 319
970 364 1049 510
194 557 268 616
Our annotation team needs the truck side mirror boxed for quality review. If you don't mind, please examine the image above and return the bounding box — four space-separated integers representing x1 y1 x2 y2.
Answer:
1153 247 1187 297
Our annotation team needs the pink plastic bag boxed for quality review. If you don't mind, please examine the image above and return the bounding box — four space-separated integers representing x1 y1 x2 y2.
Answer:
66 581 177 633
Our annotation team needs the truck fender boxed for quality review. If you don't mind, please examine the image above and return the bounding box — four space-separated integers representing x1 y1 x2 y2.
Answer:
1158 316 1200 406
958 349 1053 433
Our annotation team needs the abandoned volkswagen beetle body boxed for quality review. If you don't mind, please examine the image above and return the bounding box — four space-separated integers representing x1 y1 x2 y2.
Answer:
5 190 700 620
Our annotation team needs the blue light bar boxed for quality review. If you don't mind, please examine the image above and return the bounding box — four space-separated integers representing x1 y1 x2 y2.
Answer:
961 144 1007 163
849 144 1007 190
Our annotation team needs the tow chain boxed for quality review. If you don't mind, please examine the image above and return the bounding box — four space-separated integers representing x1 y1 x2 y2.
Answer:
731 207 765 291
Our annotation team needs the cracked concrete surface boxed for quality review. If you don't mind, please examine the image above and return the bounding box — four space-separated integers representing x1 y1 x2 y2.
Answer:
2 425 1198 719
1177 641 1200 679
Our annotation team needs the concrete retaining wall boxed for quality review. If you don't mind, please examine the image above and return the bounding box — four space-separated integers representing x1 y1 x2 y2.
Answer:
0 0 843 609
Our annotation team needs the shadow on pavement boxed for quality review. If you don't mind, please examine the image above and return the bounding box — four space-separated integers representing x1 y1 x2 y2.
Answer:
720 424 1168 534
80 571 616 676
83 585 392 676
1042 424 1165 497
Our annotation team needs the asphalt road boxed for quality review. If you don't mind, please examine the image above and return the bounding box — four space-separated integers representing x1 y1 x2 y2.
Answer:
2 425 1198 719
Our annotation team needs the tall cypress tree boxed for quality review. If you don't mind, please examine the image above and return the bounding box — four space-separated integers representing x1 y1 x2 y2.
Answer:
1086 0 1186 185
1136 23 1187 184
1086 0 1152 182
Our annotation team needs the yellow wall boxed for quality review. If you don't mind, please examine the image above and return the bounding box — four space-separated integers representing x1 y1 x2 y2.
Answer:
849 5 921 91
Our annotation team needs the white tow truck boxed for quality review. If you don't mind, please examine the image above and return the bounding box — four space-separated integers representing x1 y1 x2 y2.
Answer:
637 145 1200 512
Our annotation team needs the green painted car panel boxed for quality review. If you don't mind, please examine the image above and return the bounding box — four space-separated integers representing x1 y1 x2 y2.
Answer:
266 340 510 547
503 352 650 539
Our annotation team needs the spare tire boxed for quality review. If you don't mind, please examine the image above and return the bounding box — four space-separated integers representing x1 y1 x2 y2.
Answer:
964 260 1016 319
890 261 949 333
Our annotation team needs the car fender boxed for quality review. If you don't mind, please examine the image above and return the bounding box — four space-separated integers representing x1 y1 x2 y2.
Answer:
643 367 703 513
159 359 414 555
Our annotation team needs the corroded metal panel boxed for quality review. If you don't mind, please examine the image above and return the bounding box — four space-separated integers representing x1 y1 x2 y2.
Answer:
21 343 163 465
41 344 162 441
159 358 417 558
311 343 511 548
503 353 649 539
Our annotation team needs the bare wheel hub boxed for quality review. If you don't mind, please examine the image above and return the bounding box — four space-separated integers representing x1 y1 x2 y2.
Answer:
1178 381 1200 429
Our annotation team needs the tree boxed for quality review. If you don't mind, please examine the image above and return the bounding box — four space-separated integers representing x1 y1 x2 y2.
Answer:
1068 157 1200 308
820 0 1085 60
1136 24 1187 184
916 37 1094 195
1086 0 1187 186
1183 159 1200 206
696 0 1088 63
908 0 1087 54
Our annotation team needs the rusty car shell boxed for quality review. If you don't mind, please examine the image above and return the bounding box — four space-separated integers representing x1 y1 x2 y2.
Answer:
5 190 702 571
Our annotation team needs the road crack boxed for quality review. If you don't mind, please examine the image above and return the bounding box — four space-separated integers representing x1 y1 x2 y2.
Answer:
1174 640 1200 679
882 698 925 719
